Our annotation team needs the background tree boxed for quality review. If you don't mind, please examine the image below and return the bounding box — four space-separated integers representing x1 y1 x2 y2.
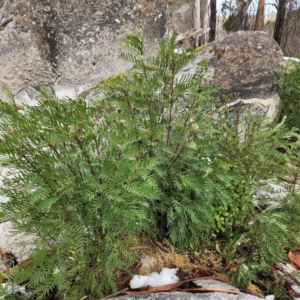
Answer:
194 0 201 46
200 0 209 43
232 0 253 31
273 0 288 45
254 0 266 30
209 0 217 41
222 0 253 32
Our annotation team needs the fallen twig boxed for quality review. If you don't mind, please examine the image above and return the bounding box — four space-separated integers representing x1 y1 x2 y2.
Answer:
101 288 129 299
175 27 210 44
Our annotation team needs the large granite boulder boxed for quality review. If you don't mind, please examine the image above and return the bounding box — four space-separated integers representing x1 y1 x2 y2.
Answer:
177 31 284 122
0 0 191 102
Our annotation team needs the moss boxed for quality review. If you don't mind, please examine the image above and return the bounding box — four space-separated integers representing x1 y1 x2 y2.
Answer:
209 46 217 53
196 45 206 52
217 49 225 60
77 72 125 99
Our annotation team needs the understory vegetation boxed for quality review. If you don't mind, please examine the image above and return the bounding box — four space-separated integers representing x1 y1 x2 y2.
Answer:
0 27 300 299
277 57 300 131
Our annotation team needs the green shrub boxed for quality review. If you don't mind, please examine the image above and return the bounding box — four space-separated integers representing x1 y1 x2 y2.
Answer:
0 27 300 298
277 57 300 131
0 91 155 298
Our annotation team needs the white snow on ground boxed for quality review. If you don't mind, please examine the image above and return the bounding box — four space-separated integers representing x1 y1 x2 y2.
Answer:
283 57 300 62
1 282 25 294
130 267 179 289
292 284 300 300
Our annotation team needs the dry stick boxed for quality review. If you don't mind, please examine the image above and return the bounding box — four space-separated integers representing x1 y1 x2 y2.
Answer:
101 288 129 300
150 238 169 253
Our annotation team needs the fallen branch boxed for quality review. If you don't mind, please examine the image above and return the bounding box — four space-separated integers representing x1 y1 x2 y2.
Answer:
175 27 210 44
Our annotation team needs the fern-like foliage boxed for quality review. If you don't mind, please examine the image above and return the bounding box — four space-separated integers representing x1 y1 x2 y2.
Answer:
0 92 159 298
0 26 299 298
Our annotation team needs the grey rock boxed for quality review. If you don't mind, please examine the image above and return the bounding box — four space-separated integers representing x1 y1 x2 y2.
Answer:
0 221 35 270
14 86 42 107
176 31 283 122
0 0 191 102
256 181 288 201
193 280 239 290
111 292 262 300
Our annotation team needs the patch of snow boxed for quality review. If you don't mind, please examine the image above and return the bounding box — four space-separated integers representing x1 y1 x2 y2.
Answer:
2 282 25 294
265 296 275 300
174 49 183 54
130 275 149 289
291 284 300 294
130 267 179 289
283 57 300 62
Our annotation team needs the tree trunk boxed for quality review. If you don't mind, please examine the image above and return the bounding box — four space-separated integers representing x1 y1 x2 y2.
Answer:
200 0 208 27
254 0 265 30
194 0 201 46
209 0 217 42
273 0 288 45
230 0 253 32
242 13 249 30
200 0 208 44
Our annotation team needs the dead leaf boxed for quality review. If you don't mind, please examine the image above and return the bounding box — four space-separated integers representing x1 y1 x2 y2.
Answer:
193 274 230 284
214 273 231 284
135 262 142 270
288 251 300 268
247 282 262 295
